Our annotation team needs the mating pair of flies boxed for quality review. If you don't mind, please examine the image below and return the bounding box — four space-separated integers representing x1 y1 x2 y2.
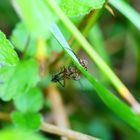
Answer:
51 49 88 87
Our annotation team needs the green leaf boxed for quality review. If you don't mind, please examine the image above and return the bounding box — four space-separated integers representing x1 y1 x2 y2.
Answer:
0 59 40 101
14 87 44 113
10 22 29 52
0 30 19 67
11 111 42 130
0 128 46 140
16 0 57 38
0 66 15 97
109 0 140 31
10 22 36 57
51 24 140 132
60 0 105 16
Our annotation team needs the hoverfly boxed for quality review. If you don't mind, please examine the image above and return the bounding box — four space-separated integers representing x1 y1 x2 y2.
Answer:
51 49 88 87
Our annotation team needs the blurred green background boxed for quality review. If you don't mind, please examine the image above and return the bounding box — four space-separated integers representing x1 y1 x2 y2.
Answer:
0 0 140 140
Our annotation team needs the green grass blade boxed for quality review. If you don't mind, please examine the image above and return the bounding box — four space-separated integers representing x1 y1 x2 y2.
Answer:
109 0 140 31
88 24 111 66
51 24 140 132
46 0 140 110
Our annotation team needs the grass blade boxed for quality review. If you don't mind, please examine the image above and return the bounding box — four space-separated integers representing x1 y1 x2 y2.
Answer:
51 24 140 132
109 0 140 31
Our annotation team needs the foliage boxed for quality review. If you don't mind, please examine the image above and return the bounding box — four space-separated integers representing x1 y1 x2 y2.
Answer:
0 0 140 139
11 111 42 130
0 128 46 140
59 0 105 16
0 59 39 101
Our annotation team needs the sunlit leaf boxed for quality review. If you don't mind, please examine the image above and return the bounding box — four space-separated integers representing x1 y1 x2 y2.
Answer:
0 128 46 140
16 0 57 38
11 111 42 130
60 0 105 16
0 30 19 67
0 59 40 101
14 87 44 113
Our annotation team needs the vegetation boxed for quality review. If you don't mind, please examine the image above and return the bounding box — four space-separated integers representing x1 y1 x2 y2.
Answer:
0 0 140 139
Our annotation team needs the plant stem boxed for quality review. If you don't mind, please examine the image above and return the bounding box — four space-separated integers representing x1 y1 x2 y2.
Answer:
41 122 100 140
45 85 70 140
73 10 102 53
45 0 140 113
0 113 98 140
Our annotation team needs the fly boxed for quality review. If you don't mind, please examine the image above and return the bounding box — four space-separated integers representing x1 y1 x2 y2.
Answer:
51 48 88 87
51 66 81 87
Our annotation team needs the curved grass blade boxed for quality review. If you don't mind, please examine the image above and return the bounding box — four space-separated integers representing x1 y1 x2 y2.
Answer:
45 0 140 112
51 24 140 132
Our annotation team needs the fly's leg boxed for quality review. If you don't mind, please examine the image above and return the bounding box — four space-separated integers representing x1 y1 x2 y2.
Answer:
58 80 65 87
57 66 65 87
63 67 67 87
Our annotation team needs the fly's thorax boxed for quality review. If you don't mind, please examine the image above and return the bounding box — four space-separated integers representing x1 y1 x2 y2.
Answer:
78 59 88 70
64 66 81 80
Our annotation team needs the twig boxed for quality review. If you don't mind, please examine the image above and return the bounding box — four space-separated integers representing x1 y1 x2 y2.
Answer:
41 122 100 140
46 85 70 128
0 112 99 140
46 85 70 140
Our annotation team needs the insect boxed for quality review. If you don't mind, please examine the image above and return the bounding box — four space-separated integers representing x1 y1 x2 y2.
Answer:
78 58 88 70
51 49 88 87
65 47 88 70
51 66 81 87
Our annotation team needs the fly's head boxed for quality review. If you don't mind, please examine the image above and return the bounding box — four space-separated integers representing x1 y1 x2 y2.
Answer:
78 59 88 70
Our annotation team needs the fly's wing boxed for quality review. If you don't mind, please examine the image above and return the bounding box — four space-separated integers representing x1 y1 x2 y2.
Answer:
52 67 65 87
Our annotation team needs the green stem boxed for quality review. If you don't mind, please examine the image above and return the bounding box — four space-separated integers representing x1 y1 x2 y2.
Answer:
74 10 102 53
